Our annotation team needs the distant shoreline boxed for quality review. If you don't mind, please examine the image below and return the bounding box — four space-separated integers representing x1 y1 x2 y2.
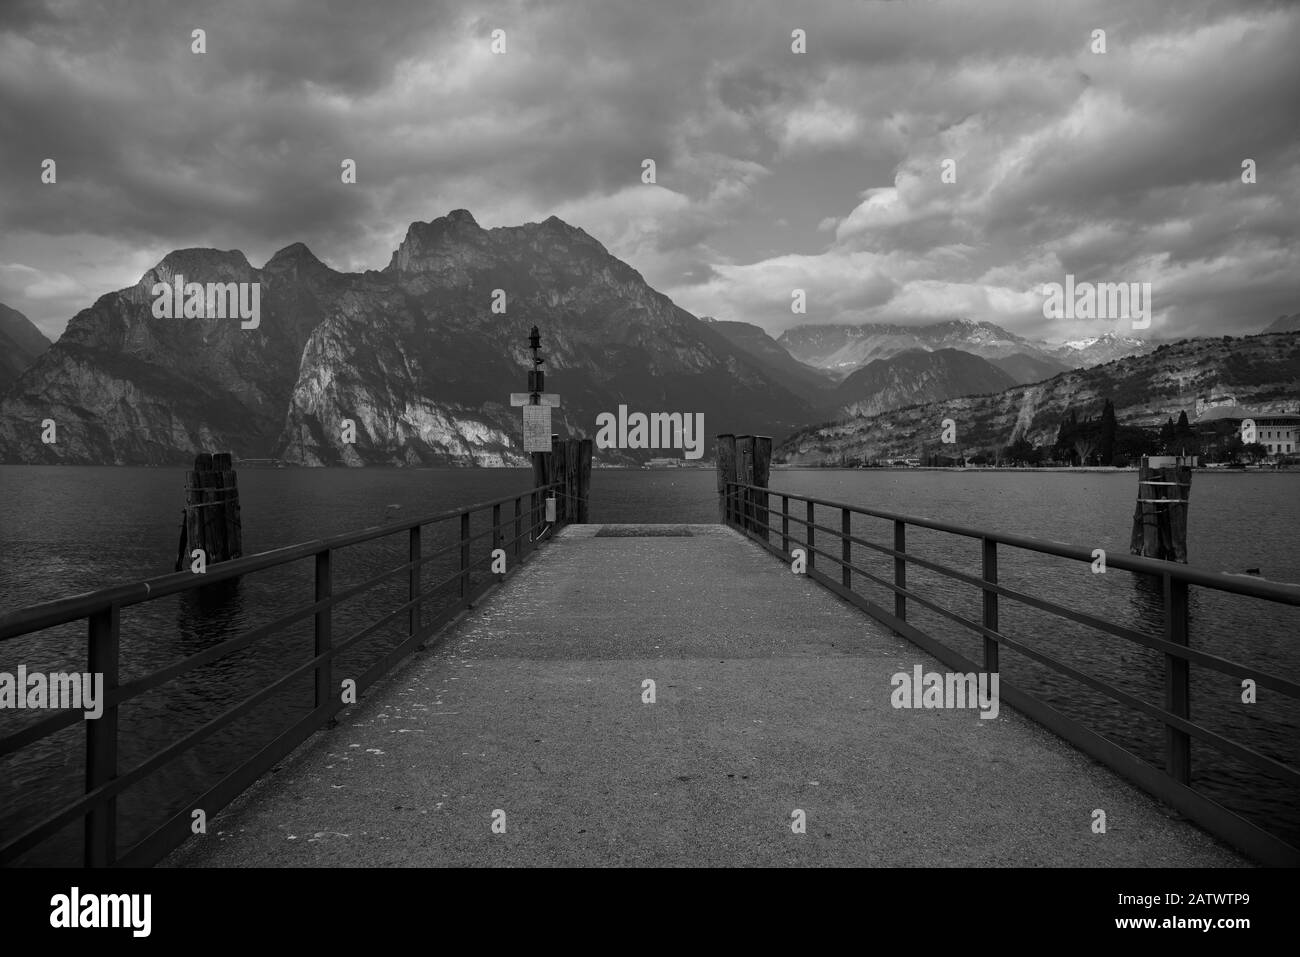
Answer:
772 465 1300 473
1 463 1297 473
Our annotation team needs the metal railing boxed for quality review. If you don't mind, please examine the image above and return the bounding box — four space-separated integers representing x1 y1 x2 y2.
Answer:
723 481 1300 866
0 483 563 867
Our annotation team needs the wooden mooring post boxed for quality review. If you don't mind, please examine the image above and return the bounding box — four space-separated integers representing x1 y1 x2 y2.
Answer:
1129 454 1193 563
175 451 244 571
531 434 592 529
715 433 771 533
715 433 736 523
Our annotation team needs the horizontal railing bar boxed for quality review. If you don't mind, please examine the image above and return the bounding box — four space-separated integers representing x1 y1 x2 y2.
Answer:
736 513 1300 780
991 583 1300 696
98 550 480 712
113 552 436 707
727 482 1300 605
0 705 85 760
113 708 326 868
331 547 510 658
0 486 566 866
0 541 325 639
0 639 334 865
782 514 1300 699
994 631 1300 785
0 484 562 637
754 513 1300 696
2 556 450 761
113 597 328 704
353 583 493 696
725 507 1300 864
115 511 560 868
332 590 433 658
752 511 1300 696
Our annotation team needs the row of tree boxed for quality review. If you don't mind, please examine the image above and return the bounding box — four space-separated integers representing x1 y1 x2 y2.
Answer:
791 400 1282 467
1002 403 1272 466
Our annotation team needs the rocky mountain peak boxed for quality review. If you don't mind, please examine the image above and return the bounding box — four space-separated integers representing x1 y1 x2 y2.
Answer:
141 248 254 288
266 242 322 268
385 210 490 274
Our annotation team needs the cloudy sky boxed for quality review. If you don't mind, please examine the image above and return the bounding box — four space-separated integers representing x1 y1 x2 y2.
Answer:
1 0 1296 343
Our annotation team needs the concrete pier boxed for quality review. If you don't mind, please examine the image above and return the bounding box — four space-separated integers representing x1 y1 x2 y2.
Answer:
166 525 1245 867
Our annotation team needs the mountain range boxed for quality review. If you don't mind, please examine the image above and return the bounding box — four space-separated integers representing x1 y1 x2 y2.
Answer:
3 212 1291 468
776 320 1152 378
0 211 819 465
777 332 1300 465
832 349 1018 419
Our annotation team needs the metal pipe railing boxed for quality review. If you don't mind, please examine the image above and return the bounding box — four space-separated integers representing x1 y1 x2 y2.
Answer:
722 480 1300 866
0 483 562 868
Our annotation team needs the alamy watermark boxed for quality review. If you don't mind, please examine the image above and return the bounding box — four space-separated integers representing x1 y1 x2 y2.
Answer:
0 667 104 719
151 273 260 329
890 666 1000 719
594 405 704 459
1042 274 1151 329
50 887 151 937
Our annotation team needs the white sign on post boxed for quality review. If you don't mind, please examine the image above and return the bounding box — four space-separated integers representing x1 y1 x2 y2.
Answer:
523 404 552 452
510 393 561 407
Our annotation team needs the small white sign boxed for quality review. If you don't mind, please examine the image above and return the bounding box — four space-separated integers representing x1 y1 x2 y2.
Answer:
523 405 552 452
510 393 561 407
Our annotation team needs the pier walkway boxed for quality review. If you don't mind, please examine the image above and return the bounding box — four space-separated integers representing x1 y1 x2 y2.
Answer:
166 525 1243 867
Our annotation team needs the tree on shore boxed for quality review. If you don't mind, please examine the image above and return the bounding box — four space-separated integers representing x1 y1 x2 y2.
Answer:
1073 436 1097 466
1099 399 1117 464
1003 435 1043 466
1054 400 1157 465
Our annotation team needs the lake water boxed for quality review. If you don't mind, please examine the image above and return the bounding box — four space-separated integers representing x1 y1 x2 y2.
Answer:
1 466 1297 862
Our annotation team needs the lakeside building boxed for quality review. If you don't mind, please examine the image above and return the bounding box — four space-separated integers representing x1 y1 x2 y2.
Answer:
1193 404 1300 456
1256 415 1300 455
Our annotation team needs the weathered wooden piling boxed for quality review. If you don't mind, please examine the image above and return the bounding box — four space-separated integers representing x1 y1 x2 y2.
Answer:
735 435 755 530
1129 454 1193 563
752 436 771 540
531 434 592 528
574 437 592 523
553 437 569 523
715 433 736 523
175 451 243 571
715 433 770 533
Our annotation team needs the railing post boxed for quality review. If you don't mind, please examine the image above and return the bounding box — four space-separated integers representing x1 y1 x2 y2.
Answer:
981 538 998 674
408 525 421 637
314 549 332 713
781 495 789 553
85 604 120 868
1164 574 1191 785
806 501 815 571
492 503 503 579
460 511 471 602
841 508 851 589
894 521 907 621
514 497 523 561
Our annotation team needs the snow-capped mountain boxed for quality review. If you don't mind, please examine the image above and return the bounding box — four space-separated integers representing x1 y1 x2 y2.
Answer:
777 320 1152 378
1047 333 1157 367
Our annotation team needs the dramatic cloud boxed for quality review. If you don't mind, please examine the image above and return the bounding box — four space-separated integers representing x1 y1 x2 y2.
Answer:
0 0 1295 342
